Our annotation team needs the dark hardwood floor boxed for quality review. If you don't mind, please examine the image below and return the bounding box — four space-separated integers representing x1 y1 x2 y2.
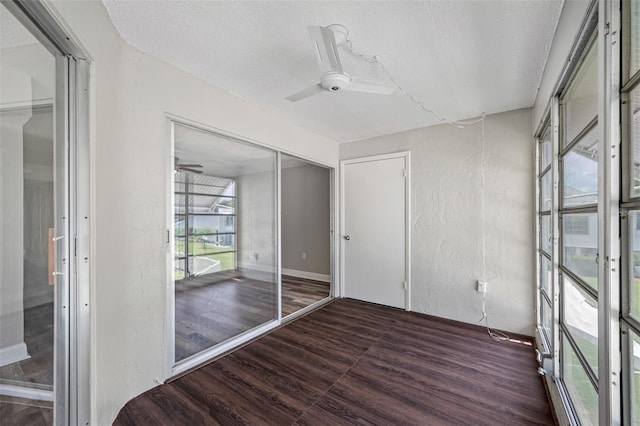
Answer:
175 277 277 362
0 303 54 426
281 275 330 317
175 274 330 361
115 298 555 426
0 302 54 387
0 395 52 426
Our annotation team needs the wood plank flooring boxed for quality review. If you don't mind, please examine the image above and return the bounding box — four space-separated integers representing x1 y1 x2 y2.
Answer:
0 302 54 387
115 298 554 426
281 275 330 316
0 303 54 426
175 274 330 361
0 395 52 426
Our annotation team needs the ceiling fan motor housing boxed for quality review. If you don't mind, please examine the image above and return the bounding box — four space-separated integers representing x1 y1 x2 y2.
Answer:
321 72 351 92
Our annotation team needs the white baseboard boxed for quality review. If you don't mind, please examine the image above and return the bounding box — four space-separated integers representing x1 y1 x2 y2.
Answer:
281 268 331 283
0 343 30 367
0 383 53 401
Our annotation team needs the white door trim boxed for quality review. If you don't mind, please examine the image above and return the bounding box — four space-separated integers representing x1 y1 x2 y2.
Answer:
340 151 411 311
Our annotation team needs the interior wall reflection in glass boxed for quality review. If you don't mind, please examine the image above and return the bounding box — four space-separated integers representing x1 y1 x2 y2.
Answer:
281 154 331 316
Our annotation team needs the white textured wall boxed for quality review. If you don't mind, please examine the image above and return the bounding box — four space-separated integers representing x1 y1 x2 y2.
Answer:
47 1 339 424
282 164 331 276
533 0 592 128
340 108 535 335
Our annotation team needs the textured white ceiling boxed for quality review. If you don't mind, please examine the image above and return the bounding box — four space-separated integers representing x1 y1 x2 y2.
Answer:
102 0 564 143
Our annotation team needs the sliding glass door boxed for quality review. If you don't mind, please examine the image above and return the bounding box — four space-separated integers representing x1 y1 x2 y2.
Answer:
0 4 58 423
0 2 91 423
172 123 278 364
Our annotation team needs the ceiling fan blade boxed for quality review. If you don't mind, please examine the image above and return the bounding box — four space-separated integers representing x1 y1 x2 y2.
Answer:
308 25 343 74
345 76 396 95
179 167 203 174
178 164 203 168
285 83 324 102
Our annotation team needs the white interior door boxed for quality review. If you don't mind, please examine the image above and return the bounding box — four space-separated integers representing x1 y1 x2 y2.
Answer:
342 154 408 309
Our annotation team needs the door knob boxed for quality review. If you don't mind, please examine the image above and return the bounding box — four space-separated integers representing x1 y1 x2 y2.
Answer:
344 235 351 240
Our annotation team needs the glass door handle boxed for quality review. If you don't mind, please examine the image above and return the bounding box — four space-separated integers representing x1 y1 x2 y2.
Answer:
48 230 64 285
48 229 54 285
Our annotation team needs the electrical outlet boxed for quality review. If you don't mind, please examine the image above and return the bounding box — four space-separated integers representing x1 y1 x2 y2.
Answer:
477 280 487 293
302 252 307 260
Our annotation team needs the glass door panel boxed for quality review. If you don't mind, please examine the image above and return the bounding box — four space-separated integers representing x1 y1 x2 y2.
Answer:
173 123 277 363
280 154 331 317
0 2 56 422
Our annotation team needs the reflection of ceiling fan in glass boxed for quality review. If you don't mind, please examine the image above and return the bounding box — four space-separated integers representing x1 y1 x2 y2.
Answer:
174 157 203 174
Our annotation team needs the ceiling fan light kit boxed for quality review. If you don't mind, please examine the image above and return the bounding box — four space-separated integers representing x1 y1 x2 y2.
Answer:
286 24 396 102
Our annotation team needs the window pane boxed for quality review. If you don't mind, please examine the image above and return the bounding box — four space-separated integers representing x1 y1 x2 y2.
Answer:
562 335 598 426
629 211 640 320
632 0 640 76
175 214 185 237
563 126 598 207
630 86 640 197
631 328 640 426
540 171 552 212
175 237 185 259
175 258 185 281
563 42 597 146
562 213 598 289
189 215 235 235
541 298 552 345
540 255 552 295
540 215 551 254
563 276 598 376
540 126 552 171
187 234 235 254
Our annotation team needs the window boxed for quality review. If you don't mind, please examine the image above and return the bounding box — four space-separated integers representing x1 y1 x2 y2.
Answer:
557 36 599 423
630 0 640 78
564 214 590 235
562 213 597 289
629 211 640 321
537 122 554 351
563 276 598 376
562 126 599 208
562 334 599 426
174 174 236 280
630 86 640 197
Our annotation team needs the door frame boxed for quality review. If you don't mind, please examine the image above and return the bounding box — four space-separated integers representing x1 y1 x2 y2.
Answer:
340 151 411 311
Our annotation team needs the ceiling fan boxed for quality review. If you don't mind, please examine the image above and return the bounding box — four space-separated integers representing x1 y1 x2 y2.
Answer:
174 157 203 174
286 24 396 102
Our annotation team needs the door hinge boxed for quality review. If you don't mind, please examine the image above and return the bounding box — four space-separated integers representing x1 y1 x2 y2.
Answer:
403 281 407 290
167 229 170 244
402 169 407 178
